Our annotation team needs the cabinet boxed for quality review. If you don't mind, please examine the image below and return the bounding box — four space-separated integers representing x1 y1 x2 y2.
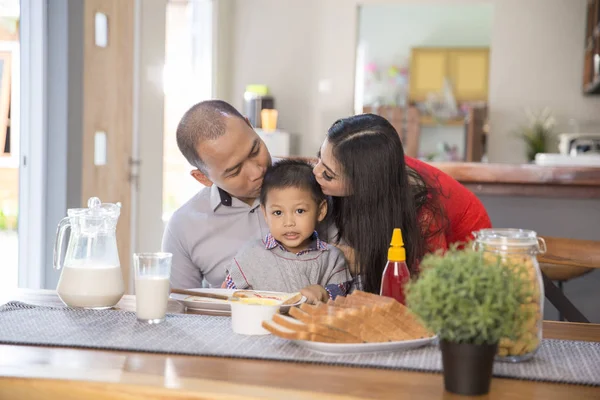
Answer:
409 47 489 102
584 0 600 95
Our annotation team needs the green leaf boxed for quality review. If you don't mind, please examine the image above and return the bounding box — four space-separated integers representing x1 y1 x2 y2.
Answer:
406 244 537 344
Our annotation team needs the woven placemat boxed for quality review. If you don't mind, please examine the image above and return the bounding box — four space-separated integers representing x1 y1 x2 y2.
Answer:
0 302 598 386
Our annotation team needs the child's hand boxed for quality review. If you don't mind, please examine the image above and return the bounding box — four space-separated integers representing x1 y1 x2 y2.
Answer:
300 285 328 305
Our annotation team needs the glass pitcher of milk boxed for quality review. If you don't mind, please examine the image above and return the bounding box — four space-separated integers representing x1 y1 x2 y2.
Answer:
54 197 125 309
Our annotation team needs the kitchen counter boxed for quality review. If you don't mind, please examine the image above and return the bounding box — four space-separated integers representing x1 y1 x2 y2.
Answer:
430 162 600 198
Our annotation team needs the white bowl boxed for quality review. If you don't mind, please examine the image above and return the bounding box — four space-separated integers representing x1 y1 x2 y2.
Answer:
230 301 280 335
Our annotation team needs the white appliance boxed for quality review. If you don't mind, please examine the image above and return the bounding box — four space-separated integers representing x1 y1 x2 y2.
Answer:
534 153 600 166
558 133 600 156
256 129 291 157
534 132 600 166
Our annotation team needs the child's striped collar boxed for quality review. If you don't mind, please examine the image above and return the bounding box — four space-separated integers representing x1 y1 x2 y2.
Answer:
264 231 328 255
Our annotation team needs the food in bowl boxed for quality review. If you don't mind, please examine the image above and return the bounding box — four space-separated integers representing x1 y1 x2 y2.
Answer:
235 297 281 306
232 290 302 304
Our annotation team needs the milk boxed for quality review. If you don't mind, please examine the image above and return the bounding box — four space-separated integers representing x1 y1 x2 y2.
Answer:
135 276 170 321
57 263 125 309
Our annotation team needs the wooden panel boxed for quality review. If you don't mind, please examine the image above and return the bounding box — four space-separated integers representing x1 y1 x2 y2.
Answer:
447 49 489 101
409 49 447 101
82 1 134 291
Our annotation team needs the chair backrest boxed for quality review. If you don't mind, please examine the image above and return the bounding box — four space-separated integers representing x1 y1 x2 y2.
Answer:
362 105 421 158
538 236 600 270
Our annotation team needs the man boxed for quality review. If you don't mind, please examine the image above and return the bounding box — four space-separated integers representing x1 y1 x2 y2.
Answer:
162 100 272 289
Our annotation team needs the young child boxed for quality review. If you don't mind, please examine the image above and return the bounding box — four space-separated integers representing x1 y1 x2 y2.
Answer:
222 159 351 303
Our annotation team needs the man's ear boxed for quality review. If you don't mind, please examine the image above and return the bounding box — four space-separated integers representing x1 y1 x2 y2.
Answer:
190 169 213 187
317 199 328 222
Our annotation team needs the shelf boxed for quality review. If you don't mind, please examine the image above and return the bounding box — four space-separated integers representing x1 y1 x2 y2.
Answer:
420 116 465 127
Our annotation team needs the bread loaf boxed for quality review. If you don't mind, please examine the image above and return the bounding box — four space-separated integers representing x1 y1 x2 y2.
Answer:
262 291 433 344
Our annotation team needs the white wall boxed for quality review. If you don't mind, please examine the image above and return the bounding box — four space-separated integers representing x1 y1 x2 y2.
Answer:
135 0 167 257
220 0 600 162
358 4 493 67
226 0 320 156
487 0 600 163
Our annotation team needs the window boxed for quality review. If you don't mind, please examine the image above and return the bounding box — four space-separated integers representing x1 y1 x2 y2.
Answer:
162 0 214 222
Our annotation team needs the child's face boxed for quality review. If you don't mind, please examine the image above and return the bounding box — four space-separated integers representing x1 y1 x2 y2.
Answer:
261 187 327 253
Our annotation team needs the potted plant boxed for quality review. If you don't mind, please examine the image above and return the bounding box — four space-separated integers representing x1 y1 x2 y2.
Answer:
406 246 533 396
514 107 556 162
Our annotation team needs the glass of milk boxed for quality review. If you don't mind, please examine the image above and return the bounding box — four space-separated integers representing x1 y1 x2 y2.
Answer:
133 252 172 324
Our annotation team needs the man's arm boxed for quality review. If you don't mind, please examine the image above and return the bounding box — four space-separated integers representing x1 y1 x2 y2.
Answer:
161 224 203 289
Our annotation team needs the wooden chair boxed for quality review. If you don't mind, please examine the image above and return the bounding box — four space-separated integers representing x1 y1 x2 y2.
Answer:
465 106 487 162
362 105 421 158
538 236 600 322
361 105 487 161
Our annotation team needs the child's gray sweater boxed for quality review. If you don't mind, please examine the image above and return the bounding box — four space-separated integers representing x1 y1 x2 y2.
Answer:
226 238 351 294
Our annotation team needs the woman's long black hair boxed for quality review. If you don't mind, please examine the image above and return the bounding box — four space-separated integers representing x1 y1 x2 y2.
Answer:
327 114 447 294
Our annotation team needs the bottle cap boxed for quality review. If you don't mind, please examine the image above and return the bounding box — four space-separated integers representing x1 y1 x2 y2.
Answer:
388 228 406 262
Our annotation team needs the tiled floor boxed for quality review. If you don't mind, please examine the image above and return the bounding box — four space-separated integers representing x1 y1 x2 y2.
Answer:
0 230 18 291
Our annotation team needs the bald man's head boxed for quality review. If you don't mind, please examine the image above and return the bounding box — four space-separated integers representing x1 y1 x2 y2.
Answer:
176 100 248 173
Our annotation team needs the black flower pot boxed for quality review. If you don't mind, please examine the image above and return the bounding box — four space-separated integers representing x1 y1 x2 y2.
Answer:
440 340 498 396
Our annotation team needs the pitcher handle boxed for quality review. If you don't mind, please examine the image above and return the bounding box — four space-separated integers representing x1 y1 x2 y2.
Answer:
53 217 71 270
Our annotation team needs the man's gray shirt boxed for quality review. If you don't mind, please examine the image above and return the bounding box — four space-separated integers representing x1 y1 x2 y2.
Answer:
162 185 270 289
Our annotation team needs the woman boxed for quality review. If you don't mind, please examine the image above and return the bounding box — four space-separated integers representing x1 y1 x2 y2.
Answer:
313 113 491 294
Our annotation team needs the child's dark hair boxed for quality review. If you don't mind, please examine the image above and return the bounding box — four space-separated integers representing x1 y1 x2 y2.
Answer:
260 159 326 206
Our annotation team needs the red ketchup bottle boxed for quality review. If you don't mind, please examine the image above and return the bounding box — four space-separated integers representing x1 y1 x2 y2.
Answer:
379 228 411 305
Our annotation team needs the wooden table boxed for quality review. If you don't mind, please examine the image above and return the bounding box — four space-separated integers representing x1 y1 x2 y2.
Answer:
1 289 599 400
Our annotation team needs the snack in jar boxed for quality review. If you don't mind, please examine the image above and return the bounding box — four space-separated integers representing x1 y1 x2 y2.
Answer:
473 228 546 362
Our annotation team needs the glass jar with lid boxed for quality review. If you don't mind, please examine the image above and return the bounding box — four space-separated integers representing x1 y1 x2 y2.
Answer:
473 228 546 363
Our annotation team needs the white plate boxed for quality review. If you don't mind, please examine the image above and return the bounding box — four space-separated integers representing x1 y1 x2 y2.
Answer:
170 288 306 314
292 335 437 355
170 288 236 312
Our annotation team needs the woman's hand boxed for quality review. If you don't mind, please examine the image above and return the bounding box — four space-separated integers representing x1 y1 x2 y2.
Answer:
300 285 329 305
333 244 358 275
